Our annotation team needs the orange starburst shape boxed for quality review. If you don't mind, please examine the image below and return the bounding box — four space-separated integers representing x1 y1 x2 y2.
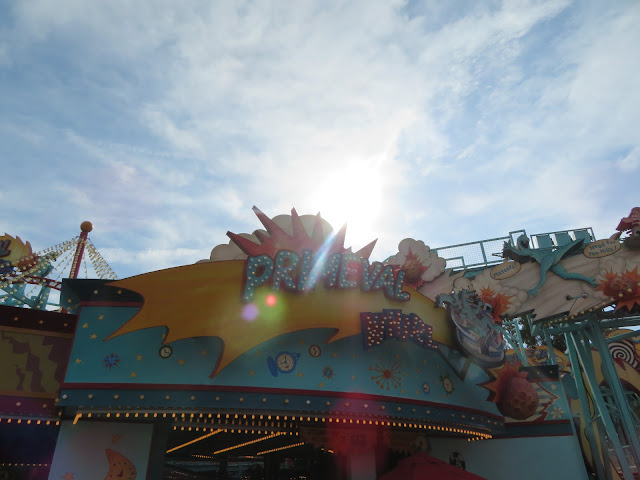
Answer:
481 362 538 420
479 287 514 325
399 248 430 289
482 362 525 403
598 266 640 311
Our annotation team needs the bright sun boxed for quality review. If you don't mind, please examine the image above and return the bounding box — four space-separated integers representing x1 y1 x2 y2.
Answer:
307 160 383 251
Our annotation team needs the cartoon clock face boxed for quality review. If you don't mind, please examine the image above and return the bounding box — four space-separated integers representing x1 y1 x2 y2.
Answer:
266 351 300 376
159 345 173 358
442 375 454 394
308 345 322 358
276 352 296 372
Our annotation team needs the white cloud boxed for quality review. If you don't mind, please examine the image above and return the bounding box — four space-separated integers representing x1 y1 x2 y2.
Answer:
565 2 640 144
140 107 203 155
618 147 639 172
2 0 639 278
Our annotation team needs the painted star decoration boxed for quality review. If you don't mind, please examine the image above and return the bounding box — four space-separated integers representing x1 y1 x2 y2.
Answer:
61 473 75 480
104 353 120 369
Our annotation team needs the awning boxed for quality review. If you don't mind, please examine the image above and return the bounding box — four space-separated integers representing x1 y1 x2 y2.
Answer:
378 451 487 480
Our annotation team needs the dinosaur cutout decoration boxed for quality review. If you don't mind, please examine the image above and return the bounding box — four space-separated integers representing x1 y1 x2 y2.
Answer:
502 234 597 296
421 210 640 325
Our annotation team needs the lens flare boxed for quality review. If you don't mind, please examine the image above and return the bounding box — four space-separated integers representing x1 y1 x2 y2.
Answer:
265 294 277 307
306 230 338 289
242 303 259 321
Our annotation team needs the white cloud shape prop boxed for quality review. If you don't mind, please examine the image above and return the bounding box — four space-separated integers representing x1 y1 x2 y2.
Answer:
385 238 446 286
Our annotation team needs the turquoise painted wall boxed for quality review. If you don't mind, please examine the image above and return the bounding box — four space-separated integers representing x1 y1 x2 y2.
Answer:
64 305 501 416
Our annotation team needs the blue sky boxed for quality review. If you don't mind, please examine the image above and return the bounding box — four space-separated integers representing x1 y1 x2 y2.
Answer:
1 0 639 279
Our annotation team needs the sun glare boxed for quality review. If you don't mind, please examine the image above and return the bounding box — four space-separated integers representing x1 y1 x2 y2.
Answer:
308 160 383 252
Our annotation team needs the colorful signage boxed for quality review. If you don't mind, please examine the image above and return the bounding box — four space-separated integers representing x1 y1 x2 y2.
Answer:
490 261 521 280
361 309 434 350
107 260 451 376
243 251 410 302
583 238 621 258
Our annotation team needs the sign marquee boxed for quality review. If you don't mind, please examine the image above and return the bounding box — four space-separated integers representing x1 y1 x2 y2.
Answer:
583 239 621 258
361 309 434 350
489 261 521 280
242 250 410 302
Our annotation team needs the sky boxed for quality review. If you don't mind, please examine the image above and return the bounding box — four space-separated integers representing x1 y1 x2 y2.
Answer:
1 0 639 280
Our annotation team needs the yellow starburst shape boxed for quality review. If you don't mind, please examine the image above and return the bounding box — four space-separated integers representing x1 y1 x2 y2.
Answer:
0 234 35 269
107 260 453 377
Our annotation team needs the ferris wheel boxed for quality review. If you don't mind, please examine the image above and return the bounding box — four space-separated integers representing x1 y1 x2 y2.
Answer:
0 221 117 311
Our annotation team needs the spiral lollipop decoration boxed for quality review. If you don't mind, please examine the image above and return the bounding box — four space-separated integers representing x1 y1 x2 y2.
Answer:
608 339 639 369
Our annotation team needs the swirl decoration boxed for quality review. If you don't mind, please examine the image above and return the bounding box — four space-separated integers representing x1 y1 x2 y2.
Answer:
609 340 639 369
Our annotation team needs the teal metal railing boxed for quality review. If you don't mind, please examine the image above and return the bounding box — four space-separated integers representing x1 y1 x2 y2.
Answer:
433 230 526 270
433 227 597 271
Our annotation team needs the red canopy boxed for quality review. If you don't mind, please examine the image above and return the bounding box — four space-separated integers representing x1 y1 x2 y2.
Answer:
378 452 487 480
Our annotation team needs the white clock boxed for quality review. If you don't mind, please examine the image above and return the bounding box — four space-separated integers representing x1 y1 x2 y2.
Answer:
276 352 295 372
159 345 173 358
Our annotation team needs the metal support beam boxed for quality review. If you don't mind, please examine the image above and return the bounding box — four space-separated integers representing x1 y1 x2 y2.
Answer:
565 332 610 480
495 319 528 364
585 318 640 468
605 329 640 344
567 326 634 479
543 328 558 366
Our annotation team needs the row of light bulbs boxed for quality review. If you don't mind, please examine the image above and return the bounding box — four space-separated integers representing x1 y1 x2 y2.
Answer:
85 242 118 278
0 411 492 466
0 417 59 426
548 296 620 326
0 408 494 441
71 410 493 440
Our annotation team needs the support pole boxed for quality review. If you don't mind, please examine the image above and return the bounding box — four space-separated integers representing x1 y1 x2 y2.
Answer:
586 318 640 470
565 331 608 480
495 319 528 364
568 325 634 479
69 221 93 279
542 326 558 366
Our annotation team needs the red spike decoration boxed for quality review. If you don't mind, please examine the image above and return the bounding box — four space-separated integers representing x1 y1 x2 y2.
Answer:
227 206 377 260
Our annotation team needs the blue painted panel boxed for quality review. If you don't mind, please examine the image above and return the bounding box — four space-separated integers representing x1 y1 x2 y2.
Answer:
63 306 501 416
